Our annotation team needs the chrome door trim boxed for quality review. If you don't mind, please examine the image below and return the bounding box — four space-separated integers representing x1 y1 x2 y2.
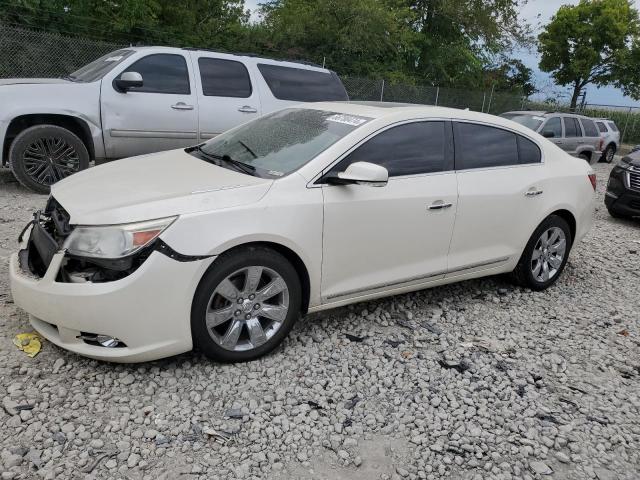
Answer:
109 129 197 139
200 132 221 140
325 270 447 301
323 256 510 302
446 256 510 275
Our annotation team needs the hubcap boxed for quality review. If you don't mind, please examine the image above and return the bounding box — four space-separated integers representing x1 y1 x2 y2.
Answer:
531 227 567 282
206 266 289 352
22 136 80 186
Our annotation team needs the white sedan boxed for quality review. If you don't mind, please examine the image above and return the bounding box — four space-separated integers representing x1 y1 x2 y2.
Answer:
9 102 596 363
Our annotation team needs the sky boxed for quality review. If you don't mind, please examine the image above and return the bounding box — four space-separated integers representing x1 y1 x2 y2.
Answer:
244 0 639 107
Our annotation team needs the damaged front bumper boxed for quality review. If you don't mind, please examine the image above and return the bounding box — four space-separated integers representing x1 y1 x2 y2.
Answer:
10 230 215 363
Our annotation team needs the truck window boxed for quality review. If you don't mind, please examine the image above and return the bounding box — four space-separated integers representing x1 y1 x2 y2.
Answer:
120 54 190 95
198 58 252 98
257 64 348 102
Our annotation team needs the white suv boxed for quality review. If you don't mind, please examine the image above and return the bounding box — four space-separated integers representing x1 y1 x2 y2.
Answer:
594 118 621 163
0 46 348 193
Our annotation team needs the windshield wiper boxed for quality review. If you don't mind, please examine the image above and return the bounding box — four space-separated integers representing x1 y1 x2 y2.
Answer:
195 146 256 176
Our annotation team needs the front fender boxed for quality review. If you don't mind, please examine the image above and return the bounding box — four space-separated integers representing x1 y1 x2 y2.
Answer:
0 82 104 160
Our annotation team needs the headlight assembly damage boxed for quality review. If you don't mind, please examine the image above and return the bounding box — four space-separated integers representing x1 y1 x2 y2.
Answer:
20 201 210 284
58 217 173 283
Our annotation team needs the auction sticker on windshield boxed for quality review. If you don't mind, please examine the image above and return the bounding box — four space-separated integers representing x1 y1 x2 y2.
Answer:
327 114 370 126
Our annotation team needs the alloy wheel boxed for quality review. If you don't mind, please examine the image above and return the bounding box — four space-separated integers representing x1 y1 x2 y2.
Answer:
206 266 290 351
22 136 80 186
530 227 567 282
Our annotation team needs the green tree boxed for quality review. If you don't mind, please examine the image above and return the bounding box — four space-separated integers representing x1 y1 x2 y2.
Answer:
257 0 413 78
539 0 640 109
484 59 536 95
405 0 531 87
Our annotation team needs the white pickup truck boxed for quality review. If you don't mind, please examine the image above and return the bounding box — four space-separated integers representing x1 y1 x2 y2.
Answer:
0 46 348 193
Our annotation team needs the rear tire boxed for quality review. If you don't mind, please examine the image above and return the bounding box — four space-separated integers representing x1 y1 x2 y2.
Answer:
9 124 89 194
191 246 302 363
601 144 616 163
511 215 573 291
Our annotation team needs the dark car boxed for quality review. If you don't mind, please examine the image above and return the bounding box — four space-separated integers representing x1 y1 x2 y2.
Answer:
605 152 640 219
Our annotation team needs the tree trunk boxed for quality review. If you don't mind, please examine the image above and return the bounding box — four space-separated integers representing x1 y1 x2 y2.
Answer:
570 81 582 111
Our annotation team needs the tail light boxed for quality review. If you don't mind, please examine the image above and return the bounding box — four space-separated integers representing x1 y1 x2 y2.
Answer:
598 138 604 151
588 173 597 190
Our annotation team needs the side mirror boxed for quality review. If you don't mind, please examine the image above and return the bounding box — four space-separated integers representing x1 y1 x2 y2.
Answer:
114 71 143 92
326 161 389 187
542 130 555 138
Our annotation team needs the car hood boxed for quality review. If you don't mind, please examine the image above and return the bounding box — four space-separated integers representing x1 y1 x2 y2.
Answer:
0 78 72 86
51 149 273 225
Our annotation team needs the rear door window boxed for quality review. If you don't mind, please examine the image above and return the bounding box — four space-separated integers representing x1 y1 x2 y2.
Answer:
563 117 580 137
257 64 348 102
542 117 563 138
120 54 190 94
517 136 542 164
198 58 252 98
580 118 599 137
453 123 519 169
329 121 451 177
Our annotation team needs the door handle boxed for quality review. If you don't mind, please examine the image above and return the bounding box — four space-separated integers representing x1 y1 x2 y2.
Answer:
171 102 194 110
525 189 543 197
238 105 258 113
428 201 453 210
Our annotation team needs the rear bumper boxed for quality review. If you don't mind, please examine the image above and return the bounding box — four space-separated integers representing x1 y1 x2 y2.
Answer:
9 249 215 363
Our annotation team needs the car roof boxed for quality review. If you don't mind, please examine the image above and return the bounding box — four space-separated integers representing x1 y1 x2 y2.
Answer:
503 110 599 120
125 46 328 71
304 102 542 134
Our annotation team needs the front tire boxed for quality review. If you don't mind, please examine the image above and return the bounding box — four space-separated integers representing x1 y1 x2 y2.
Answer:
579 152 591 164
9 124 89 194
511 215 573 290
191 246 302 363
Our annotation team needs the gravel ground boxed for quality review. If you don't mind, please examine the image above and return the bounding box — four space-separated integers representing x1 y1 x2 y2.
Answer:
0 162 639 480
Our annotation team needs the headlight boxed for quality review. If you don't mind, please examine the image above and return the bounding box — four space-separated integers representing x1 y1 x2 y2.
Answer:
63 217 176 259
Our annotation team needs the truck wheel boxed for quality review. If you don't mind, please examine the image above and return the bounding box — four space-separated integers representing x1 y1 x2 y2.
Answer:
9 125 89 194
602 144 616 163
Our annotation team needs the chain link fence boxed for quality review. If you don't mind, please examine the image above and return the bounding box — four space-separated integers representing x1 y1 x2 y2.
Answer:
2 22 640 144
341 76 526 115
0 23 124 78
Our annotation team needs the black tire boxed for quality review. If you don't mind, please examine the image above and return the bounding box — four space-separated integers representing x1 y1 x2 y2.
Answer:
601 144 616 164
579 152 591 164
9 124 90 194
191 246 302 363
511 215 573 291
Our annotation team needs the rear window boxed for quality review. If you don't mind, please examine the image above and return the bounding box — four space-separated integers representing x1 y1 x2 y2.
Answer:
608 122 619 132
596 121 608 133
580 118 599 137
198 58 252 98
257 64 348 102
